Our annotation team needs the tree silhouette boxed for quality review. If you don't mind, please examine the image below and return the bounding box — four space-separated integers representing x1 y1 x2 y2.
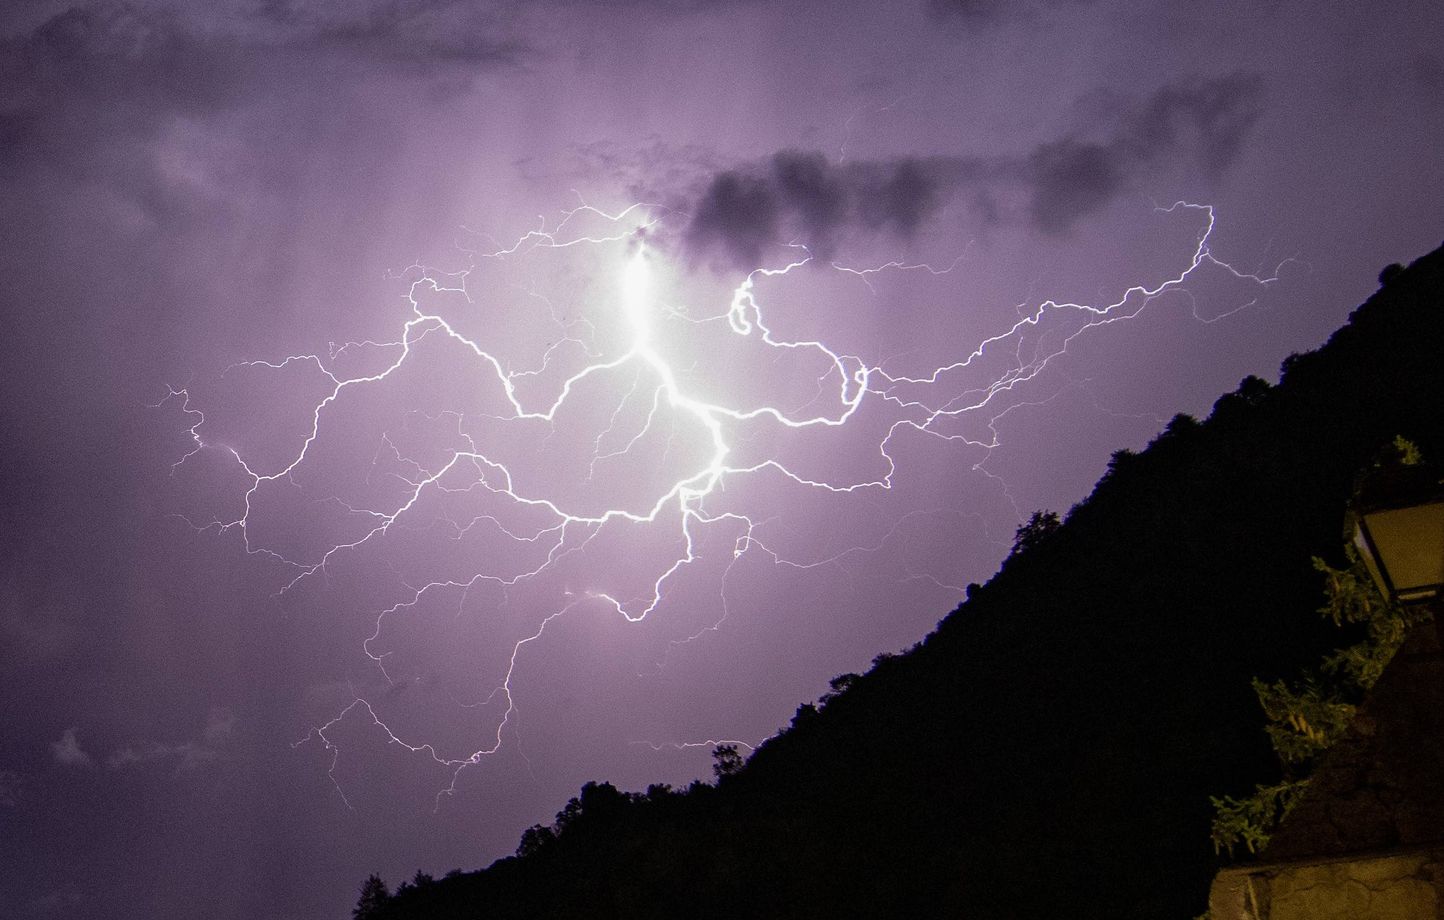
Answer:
1009 509 1060 557
353 874 390 920
516 823 556 857
711 743 744 781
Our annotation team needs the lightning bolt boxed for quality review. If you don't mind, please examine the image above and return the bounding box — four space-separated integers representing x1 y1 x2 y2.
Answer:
158 197 1286 809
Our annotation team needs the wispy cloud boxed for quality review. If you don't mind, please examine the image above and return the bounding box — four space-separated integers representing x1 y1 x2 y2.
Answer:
50 727 93 767
106 708 236 771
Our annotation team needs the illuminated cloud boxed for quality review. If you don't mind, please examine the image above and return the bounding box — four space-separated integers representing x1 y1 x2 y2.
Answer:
106 708 236 771
50 727 93 767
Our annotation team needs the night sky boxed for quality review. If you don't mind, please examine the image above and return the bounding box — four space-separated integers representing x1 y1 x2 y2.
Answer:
2 1 1442 917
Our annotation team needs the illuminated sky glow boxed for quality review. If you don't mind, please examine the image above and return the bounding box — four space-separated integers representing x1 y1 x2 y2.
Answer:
160 199 1273 811
2 1 1442 917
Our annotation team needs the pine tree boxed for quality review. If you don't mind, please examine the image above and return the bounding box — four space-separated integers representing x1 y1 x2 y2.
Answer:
354 874 390 920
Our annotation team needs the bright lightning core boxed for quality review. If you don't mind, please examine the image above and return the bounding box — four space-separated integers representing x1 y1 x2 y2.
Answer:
158 200 1282 809
622 247 655 343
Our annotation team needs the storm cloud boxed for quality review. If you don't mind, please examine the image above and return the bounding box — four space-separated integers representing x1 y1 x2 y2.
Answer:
683 152 952 267
0 1 528 175
681 72 1263 268
1027 72 1262 232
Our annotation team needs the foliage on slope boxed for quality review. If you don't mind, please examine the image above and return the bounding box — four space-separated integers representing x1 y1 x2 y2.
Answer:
1208 438 1435 857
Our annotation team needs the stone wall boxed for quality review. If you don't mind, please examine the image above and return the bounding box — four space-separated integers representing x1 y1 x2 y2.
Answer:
1210 848 1444 920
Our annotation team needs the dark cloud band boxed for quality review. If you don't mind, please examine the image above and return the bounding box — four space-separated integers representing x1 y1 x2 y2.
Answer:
684 152 952 267
680 72 1263 268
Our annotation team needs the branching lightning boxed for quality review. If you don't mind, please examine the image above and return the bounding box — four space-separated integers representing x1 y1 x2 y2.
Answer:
158 197 1285 809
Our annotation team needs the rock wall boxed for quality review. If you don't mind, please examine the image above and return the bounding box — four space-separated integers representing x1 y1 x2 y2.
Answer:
1210 849 1444 920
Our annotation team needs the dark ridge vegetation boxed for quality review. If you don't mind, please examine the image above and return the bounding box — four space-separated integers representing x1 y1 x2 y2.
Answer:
358 243 1444 920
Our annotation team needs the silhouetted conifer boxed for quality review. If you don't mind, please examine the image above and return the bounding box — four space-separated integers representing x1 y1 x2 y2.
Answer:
353 874 389 920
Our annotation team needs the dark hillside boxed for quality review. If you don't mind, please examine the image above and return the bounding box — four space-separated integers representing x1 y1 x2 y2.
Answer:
369 244 1444 920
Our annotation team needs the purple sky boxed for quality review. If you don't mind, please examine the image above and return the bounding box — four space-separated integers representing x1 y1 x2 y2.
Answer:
2 1 1442 917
